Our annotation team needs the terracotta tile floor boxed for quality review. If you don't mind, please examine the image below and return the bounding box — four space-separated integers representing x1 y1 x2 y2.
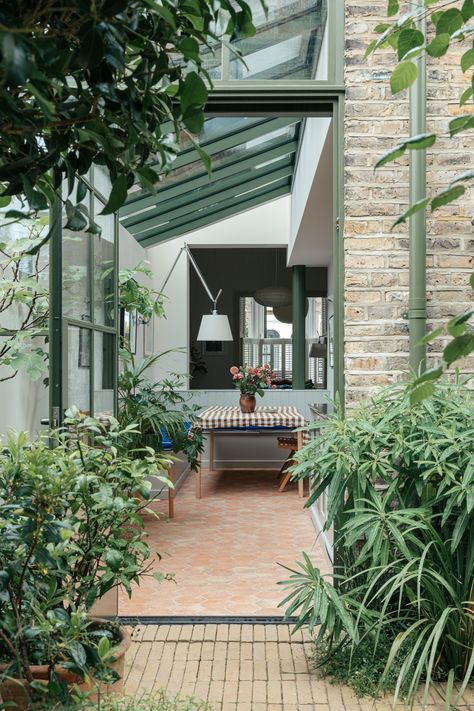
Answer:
119 469 331 616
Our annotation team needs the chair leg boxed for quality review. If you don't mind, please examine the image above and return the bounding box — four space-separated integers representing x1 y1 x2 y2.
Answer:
168 466 174 519
278 450 296 492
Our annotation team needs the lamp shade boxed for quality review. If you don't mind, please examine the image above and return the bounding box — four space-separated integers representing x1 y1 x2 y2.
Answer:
309 338 327 358
197 310 233 341
273 299 309 324
253 286 292 307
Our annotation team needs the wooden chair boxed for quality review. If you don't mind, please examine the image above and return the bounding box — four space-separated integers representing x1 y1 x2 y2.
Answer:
276 436 299 492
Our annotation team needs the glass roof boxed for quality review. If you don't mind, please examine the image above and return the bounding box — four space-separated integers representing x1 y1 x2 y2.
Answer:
202 0 328 81
120 117 301 247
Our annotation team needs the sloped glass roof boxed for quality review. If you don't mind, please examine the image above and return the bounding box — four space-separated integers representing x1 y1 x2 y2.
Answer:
194 0 328 81
120 117 301 247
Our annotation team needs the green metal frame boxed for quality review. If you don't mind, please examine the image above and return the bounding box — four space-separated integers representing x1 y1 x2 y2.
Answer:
121 118 301 243
49 168 119 427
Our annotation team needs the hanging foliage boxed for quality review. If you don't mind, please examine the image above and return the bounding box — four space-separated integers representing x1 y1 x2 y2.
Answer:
0 0 261 230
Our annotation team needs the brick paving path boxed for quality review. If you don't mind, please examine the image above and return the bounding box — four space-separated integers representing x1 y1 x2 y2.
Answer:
123 624 474 711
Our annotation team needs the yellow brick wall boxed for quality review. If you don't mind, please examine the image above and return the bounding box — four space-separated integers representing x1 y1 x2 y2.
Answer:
344 0 474 402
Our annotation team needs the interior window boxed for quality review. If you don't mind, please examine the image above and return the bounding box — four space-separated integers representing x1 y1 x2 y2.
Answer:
240 296 327 388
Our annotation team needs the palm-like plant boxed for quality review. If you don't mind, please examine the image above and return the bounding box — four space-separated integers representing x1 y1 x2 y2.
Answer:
118 351 203 471
280 380 474 708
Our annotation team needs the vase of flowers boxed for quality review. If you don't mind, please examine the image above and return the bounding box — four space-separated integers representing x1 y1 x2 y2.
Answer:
230 364 277 413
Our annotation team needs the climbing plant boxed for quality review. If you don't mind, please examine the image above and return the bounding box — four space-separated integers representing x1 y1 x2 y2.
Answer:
367 0 474 398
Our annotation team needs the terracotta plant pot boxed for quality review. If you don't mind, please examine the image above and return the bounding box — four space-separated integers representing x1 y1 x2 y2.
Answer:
0 619 131 710
240 394 257 413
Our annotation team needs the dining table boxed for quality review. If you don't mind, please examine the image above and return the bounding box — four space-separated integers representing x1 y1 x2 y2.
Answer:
195 404 307 498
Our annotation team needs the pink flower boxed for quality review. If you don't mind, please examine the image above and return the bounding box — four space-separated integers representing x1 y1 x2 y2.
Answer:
271 384 277 389
271 373 277 380
246 366 253 373
230 366 239 375
266 378 271 386
236 373 244 380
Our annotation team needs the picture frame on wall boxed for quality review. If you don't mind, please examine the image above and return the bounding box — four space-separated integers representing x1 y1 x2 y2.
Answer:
203 340 224 356
144 315 154 356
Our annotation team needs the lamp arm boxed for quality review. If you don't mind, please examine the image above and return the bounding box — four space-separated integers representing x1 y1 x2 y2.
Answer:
184 244 221 307
159 243 221 308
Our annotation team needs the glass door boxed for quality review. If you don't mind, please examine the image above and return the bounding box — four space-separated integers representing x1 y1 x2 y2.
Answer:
49 177 118 426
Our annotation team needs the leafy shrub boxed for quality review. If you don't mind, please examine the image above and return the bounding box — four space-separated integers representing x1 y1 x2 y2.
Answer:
280 380 474 708
118 353 203 472
0 411 171 699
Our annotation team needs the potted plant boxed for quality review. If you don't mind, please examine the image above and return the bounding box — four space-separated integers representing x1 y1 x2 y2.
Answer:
230 364 277 413
0 409 171 708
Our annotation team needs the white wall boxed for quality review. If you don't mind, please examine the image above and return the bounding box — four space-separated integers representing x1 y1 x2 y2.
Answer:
288 117 333 267
146 196 291 383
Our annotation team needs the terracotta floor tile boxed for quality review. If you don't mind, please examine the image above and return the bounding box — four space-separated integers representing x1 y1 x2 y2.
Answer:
119 469 330 616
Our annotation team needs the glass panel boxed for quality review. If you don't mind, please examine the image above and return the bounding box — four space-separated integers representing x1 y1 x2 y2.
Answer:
0 213 49 331
67 325 91 413
62 215 91 322
94 331 114 417
229 0 328 80
93 211 115 326
161 123 298 188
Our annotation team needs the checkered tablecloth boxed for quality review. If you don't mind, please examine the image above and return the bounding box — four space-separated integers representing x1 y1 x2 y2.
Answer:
198 405 306 431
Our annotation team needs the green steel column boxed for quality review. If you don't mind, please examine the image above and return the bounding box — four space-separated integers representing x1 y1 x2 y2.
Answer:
49 198 63 428
292 265 306 389
408 1 427 374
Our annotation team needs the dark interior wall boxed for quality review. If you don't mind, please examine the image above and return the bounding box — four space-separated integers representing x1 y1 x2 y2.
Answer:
189 247 327 389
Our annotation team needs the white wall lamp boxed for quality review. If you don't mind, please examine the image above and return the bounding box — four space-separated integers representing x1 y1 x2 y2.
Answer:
159 243 233 342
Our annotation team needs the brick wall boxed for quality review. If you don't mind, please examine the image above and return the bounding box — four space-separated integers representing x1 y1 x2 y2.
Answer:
344 1 474 403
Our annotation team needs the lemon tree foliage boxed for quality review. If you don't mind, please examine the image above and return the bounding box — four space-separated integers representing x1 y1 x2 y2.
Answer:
367 1 474 399
0 0 259 233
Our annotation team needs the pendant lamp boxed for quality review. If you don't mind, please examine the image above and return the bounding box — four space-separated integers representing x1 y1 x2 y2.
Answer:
253 249 291 307
159 244 233 342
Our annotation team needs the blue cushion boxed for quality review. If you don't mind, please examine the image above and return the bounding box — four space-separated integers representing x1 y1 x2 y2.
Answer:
160 421 192 450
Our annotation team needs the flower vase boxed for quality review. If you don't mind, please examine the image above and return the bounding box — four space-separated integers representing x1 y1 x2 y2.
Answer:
239 394 257 413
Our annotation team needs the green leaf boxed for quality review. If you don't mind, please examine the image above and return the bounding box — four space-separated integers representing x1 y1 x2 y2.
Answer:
410 381 435 405
471 272 474 290
461 48 474 72
460 86 473 105
180 71 208 116
443 334 474 364
405 132 436 149
436 8 464 35
449 113 474 136
426 33 451 58
78 28 104 68
392 197 430 227
390 61 418 94
431 185 465 211
397 28 424 60
421 326 444 344
462 0 474 21
68 641 87 669
98 635 110 658
76 179 87 203
375 143 406 169
10 351 47 380
388 0 399 17
104 549 122 572
101 174 128 215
